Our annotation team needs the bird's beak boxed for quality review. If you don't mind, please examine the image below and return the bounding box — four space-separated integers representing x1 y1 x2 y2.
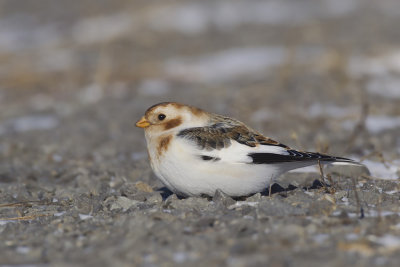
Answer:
136 116 150 128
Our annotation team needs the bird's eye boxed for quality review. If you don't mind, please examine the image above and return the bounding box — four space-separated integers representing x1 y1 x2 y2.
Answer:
158 114 166 121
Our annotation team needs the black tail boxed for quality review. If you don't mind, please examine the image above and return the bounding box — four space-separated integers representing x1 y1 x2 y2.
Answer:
248 150 355 164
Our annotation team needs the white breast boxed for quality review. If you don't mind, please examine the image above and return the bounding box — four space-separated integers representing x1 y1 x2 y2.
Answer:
146 136 285 196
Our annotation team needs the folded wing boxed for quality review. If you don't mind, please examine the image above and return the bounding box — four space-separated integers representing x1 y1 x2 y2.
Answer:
177 117 355 166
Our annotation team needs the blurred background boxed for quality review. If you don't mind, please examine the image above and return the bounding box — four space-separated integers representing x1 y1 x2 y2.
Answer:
1 0 400 266
1 0 400 173
1 0 400 191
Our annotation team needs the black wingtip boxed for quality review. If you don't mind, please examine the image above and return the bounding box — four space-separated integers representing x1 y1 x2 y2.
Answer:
248 153 296 164
248 151 356 165
200 155 220 161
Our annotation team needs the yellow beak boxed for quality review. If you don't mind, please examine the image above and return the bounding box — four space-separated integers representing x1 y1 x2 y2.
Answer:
136 116 150 128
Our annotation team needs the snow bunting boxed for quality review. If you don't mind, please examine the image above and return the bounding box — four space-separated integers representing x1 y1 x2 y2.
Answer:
136 102 357 197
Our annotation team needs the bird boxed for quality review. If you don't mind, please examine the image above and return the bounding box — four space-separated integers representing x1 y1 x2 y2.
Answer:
136 102 359 197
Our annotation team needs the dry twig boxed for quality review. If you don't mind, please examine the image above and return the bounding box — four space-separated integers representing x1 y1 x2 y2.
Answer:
345 79 369 153
0 213 51 221
351 176 364 219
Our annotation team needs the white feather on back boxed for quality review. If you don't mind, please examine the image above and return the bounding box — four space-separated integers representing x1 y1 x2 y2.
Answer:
186 139 290 164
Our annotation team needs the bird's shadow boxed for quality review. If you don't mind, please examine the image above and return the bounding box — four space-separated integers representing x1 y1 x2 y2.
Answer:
157 187 179 200
261 183 296 196
259 179 327 197
157 179 327 201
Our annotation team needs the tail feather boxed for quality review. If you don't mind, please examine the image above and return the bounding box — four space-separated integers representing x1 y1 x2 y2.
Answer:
248 150 356 165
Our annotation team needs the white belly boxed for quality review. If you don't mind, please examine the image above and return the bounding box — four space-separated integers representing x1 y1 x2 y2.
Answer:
147 137 282 196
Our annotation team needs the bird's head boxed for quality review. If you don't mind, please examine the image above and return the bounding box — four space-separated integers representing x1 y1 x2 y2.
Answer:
136 102 208 137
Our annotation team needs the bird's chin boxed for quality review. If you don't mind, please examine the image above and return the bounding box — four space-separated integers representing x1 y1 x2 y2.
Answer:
144 127 162 139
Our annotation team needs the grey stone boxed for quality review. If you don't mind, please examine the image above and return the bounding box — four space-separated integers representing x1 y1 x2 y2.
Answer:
106 196 140 211
257 199 306 218
213 189 236 207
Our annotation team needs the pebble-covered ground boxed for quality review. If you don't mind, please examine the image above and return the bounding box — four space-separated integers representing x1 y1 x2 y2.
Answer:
0 0 400 266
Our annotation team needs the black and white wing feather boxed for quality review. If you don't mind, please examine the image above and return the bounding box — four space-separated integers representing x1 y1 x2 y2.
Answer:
177 115 355 165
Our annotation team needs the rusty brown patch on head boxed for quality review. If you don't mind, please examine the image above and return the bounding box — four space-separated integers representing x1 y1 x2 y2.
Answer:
157 135 172 156
169 102 185 109
163 117 182 130
145 102 185 116
188 106 205 116
145 102 168 117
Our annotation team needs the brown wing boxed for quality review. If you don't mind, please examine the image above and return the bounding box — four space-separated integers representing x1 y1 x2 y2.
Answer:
176 117 357 164
176 118 289 151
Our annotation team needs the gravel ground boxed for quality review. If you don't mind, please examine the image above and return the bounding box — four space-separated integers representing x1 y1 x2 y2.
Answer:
1 1 400 266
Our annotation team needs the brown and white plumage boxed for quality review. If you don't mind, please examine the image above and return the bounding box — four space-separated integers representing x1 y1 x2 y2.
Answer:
136 102 357 197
